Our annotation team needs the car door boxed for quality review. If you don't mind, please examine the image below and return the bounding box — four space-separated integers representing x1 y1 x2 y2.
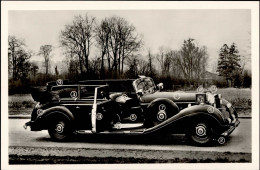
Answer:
51 85 92 130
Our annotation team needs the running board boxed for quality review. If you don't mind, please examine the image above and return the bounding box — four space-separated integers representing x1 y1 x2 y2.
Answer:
75 129 145 135
112 123 143 129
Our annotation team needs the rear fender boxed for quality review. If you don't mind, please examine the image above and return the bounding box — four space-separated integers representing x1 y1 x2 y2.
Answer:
40 106 74 129
43 106 74 120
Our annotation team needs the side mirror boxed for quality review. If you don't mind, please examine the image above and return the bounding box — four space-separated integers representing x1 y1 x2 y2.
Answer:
137 89 143 96
157 83 164 91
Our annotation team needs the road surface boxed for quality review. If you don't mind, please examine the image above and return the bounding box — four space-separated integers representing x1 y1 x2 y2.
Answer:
8 118 251 163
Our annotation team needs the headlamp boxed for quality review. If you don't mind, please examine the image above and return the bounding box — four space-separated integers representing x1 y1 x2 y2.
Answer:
37 109 43 116
210 85 218 93
197 86 204 93
196 94 206 104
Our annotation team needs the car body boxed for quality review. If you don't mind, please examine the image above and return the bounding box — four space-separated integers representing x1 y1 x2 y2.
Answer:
24 76 240 145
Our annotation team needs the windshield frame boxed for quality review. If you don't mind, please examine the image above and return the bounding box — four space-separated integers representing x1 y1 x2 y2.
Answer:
132 77 157 95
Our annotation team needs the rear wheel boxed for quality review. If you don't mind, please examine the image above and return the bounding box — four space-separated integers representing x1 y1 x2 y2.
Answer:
188 121 213 146
48 117 72 141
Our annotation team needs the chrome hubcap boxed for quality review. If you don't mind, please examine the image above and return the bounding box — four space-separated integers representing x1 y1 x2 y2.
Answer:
157 111 167 121
195 125 206 136
55 123 64 133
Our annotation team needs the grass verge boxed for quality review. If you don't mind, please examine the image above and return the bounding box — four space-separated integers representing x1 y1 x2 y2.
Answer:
8 94 36 115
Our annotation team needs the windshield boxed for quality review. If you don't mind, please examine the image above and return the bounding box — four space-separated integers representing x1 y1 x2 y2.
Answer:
133 77 156 94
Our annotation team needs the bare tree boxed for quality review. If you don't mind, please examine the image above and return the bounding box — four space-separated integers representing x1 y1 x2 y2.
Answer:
167 50 182 79
156 47 172 76
88 57 102 79
55 65 59 77
38 45 53 76
65 56 80 81
95 16 142 77
125 55 139 78
8 35 32 82
156 46 165 75
30 62 39 78
8 36 25 79
95 18 110 78
138 58 149 75
117 18 143 74
146 49 157 77
60 14 96 75
240 31 251 73
176 38 208 85
16 50 32 82
193 46 208 81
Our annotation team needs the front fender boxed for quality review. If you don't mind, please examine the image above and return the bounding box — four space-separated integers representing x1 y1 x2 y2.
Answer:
144 104 226 134
179 104 226 125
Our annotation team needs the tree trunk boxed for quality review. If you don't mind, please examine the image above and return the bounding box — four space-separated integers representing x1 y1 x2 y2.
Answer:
121 58 124 74
46 61 48 75
12 47 16 79
226 79 229 87
101 50 105 79
86 39 90 73
118 55 121 75
121 48 125 74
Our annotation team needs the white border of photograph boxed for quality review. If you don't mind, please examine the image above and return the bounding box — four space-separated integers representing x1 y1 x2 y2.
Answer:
1 1 259 170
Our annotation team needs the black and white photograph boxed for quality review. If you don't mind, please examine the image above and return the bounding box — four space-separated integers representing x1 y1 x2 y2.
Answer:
1 1 259 170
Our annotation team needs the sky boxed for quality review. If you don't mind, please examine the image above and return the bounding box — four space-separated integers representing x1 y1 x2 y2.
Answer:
8 9 251 73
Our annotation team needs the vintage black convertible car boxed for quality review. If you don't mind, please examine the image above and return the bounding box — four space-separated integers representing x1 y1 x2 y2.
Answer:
24 76 240 146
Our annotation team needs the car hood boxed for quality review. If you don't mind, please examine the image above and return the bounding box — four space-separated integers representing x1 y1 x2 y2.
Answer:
141 91 196 103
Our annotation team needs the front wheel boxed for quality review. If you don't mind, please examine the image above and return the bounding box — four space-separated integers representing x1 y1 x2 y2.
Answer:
188 121 213 146
48 117 72 141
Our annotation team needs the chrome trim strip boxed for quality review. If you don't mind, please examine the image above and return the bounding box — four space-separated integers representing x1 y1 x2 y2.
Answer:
61 104 93 106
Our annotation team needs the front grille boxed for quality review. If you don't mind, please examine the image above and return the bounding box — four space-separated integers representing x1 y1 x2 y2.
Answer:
31 108 38 121
218 106 231 123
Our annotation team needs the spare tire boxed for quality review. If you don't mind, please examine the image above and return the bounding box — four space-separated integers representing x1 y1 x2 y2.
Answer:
144 99 179 128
